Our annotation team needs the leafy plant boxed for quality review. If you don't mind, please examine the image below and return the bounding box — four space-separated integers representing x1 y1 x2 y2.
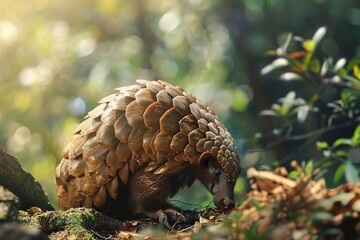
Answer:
259 27 360 185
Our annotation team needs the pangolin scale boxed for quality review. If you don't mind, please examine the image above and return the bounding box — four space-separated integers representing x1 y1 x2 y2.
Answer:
55 80 240 212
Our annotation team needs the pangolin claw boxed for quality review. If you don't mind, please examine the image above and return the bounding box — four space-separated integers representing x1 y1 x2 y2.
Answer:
146 208 186 231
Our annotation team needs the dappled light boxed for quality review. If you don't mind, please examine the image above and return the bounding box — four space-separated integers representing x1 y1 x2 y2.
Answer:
0 1 360 229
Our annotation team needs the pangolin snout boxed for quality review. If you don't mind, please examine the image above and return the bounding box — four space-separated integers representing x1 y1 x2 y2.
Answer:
215 197 235 211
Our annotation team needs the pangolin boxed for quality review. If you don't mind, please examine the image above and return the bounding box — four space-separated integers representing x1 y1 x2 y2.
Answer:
55 80 240 227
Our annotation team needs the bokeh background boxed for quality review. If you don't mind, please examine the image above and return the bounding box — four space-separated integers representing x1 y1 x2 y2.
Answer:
1 0 360 208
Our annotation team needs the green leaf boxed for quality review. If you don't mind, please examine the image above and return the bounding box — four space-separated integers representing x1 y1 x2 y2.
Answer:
281 32 293 53
322 161 333 168
289 170 300 179
335 150 349 158
323 150 332 158
345 158 359 185
354 65 360 80
309 59 321 73
351 125 360 146
334 58 346 72
316 141 329 150
261 58 289 75
332 138 352 148
315 168 328 180
305 160 314 174
320 60 329 76
312 26 327 45
297 105 310 122
303 40 315 52
309 94 319 105
279 72 302 81
334 163 345 184
259 110 278 117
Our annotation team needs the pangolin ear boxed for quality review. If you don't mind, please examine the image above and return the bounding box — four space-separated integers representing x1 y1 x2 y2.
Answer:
198 151 212 167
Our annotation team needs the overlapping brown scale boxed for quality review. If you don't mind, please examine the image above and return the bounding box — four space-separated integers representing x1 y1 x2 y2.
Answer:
153 132 172 160
199 109 208 120
170 132 188 151
114 113 133 143
106 149 125 170
210 146 219 156
206 106 215 115
205 131 217 140
174 152 184 162
88 103 107 119
144 161 160 172
154 163 169 175
115 141 132 162
207 122 219 135
55 161 69 184
116 85 143 98
159 108 182 135
189 103 201 119
203 140 214 151
179 115 197 135
188 153 202 165
149 130 160 159
85 161 102 173
108 95 134 111
92 161 111 186
156 90 173 109
195 138 207 152
142 129 157 159
205 112 216 123
197 118 208 133
125 100 146 128
80 118 102 136
82 137 107 165
67 158 86 177
188 129 205 146
172 95 191 116
135 88 156 108
163 83 183 98
74 117 90 134
81 197 93 208
57 186 68 207
66 135 88 159
143 102 167 130
96 124 118 150
128 157 139 173
182 91 197 104
127 128 144 156
137 79 165 93
75 176 98 197
98 93 118 104
64 186 83 207
105 177 118 199
183 144 198 161
195 99 208 111
118 163 129 184
101 107 122 126
92 185 107 208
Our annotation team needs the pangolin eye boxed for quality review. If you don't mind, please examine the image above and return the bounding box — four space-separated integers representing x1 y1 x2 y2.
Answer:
213 169 221 176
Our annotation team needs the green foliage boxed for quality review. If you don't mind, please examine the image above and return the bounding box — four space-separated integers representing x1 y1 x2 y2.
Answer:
260 26 360 185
